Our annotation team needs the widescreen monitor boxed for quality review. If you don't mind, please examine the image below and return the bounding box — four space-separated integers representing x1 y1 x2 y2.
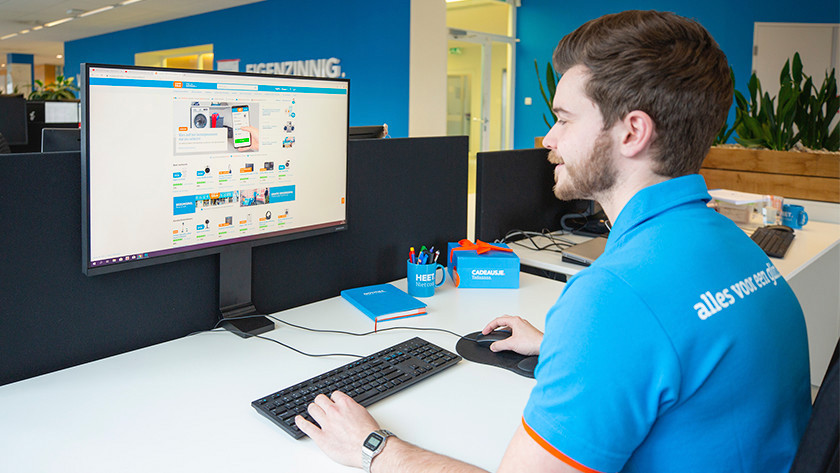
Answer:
81 63 349 334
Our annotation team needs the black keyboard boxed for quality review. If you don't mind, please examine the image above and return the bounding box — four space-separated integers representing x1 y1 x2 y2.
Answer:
751 226 795 258
252 337 461 439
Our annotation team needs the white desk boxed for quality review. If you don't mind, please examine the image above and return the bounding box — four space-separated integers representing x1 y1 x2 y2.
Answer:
513 222 840 386
0 273 564 473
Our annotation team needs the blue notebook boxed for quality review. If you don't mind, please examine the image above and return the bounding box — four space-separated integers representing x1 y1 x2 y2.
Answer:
341 283 427 326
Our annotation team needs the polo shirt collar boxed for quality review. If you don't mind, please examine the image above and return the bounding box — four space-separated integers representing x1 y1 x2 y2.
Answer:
608 174 711 243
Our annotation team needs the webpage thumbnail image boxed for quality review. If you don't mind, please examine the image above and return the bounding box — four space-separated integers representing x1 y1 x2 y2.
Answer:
173 101 261 154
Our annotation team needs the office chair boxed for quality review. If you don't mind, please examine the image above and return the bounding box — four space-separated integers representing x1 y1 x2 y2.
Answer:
0 132 10 154
789 338 839 473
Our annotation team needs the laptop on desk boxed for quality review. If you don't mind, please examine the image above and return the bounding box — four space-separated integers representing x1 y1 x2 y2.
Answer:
561 236 608 266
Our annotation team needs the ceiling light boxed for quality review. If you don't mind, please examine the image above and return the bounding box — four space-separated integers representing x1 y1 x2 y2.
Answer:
57 54 63 59
119 0 144 5
80 5 115 17
45 17 74 28
32 26 43 31
19 29 30 34
1 33 19 40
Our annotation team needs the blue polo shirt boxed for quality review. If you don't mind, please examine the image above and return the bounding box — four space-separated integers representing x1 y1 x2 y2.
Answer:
522 175 811 473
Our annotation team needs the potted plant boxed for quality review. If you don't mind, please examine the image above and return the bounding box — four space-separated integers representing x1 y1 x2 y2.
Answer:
702 53 839 203
27 75 79 100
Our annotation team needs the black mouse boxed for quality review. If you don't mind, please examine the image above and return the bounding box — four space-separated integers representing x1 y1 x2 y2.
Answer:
474 330 511 346
456 330 535 379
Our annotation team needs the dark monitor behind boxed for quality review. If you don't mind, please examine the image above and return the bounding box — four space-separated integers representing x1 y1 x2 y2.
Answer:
81 63 349 335
0 95 28 146
475 148 593 242
42 128 81 152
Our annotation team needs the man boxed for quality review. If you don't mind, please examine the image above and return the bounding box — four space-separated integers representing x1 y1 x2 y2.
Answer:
296 10 812 472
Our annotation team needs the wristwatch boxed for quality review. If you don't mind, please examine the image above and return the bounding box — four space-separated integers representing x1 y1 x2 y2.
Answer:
361 429 395 473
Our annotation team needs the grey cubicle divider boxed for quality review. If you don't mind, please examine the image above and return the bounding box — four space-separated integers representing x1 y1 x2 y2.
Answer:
0 136 468 387
475 147 585 242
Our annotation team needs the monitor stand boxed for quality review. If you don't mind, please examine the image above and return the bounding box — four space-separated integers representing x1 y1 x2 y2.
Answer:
219 245 275 337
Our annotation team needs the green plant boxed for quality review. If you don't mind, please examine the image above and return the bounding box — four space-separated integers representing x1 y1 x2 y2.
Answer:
727 52 839 152
28 75 79 100
714 67 740 145
535 59 557 130
732 58 802 151
795 65 839 152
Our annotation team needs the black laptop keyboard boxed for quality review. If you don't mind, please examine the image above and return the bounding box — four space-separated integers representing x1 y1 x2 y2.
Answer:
751 226 795 258
252 337 461 439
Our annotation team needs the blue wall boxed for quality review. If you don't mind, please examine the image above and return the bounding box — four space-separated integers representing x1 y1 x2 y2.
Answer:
65 0 410 137
514 0 840 149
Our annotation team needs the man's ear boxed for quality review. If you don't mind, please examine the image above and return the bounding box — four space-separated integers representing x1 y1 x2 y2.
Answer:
617 110 655 158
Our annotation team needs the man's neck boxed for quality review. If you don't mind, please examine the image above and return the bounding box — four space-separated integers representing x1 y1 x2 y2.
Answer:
595 171 668 225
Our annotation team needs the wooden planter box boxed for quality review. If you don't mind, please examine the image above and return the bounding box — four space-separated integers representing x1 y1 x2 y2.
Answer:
700 147 840 203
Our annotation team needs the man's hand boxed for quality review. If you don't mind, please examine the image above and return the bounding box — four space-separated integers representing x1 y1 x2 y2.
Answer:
482 315 543 356
294 391 380 468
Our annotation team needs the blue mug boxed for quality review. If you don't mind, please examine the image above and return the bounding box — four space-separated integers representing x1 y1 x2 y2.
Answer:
782 204 808 229
407 261 446 297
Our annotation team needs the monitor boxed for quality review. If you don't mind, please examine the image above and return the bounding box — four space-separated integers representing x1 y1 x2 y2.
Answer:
42 128 81 152
81 63 349 336
0 95 28 146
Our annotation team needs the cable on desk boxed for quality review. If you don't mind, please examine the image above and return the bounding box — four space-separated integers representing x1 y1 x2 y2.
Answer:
192 313 493 356
269 316 501 344
499 228 576 253
184 314 365 359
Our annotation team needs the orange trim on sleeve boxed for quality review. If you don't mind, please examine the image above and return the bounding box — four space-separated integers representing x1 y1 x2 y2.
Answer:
522 418 604 473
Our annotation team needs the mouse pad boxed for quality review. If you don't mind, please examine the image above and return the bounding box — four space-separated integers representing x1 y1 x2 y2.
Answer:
456 331 538 379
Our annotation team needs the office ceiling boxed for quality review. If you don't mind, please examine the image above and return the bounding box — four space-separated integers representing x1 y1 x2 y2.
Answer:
0 0 264 66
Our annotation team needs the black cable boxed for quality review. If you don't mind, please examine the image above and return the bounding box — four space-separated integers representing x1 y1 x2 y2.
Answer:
187 313 491 358
500 228 575 253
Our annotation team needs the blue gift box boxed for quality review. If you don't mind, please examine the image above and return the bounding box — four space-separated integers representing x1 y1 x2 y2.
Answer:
447 241 520 288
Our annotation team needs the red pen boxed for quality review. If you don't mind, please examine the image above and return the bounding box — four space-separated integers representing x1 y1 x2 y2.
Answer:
409 247 415 264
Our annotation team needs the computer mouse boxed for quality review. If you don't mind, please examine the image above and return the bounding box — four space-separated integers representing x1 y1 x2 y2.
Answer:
765 224 794 233
474 330 511 346
455 331 535 379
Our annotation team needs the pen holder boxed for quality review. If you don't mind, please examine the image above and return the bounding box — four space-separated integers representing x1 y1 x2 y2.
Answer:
407 261 446 298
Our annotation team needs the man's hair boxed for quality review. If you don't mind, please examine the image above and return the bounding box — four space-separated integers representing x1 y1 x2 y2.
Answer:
553 10 732 177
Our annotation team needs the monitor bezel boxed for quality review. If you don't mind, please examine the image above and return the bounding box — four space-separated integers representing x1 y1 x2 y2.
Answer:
81 63 350 276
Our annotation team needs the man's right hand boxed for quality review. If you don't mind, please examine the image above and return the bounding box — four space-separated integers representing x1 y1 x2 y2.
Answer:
482 315 543 356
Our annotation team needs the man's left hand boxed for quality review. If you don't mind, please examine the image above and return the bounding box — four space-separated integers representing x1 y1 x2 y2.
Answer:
295 390 381 468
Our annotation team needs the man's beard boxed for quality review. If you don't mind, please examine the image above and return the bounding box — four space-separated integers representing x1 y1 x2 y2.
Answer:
551 131 617 201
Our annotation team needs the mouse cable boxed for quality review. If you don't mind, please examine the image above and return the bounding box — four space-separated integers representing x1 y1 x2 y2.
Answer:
267 315 494 344
218 313 490 345
190 313 491 357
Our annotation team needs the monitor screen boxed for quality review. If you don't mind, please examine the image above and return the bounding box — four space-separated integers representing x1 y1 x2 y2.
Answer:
0 95 28 146
82 64 349 276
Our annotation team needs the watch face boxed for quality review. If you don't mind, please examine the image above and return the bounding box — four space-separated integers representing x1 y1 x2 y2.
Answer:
364 433 384 450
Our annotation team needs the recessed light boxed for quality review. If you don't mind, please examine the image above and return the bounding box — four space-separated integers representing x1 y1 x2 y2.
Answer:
45 17 74 28
0 33 18 40
57 54 63 59
80 5 115 17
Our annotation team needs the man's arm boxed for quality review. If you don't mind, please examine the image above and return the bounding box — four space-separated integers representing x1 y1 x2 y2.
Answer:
295 391 586 473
